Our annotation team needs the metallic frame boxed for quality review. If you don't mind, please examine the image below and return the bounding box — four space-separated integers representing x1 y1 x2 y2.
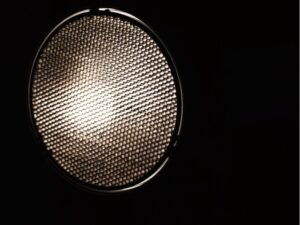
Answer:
28 8 183 194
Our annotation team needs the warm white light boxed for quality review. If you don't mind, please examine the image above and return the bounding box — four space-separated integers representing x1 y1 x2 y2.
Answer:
62 78 116 134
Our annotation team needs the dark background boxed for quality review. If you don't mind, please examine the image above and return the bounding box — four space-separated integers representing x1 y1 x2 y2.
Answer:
3 0 298 224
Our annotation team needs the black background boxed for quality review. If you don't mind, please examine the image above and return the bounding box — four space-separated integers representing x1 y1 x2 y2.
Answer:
3 0 298 224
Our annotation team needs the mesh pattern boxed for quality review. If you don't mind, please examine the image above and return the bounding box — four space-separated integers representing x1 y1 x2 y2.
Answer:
31 14 178 187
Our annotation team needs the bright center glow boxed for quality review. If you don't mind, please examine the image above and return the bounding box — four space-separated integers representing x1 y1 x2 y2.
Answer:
62 81 115 134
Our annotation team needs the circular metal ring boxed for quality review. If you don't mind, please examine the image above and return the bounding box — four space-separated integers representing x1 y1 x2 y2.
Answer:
28 8 183 193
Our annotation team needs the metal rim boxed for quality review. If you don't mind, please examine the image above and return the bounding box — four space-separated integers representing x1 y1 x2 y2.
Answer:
28 8 183 194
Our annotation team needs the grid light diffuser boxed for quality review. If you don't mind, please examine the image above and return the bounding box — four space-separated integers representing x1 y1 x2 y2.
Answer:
29 8 182 192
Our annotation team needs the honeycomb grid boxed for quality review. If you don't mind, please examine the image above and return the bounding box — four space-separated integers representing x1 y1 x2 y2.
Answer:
31 14 178 188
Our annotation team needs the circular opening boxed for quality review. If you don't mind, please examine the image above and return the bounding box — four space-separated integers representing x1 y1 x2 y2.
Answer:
29 8 183 193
